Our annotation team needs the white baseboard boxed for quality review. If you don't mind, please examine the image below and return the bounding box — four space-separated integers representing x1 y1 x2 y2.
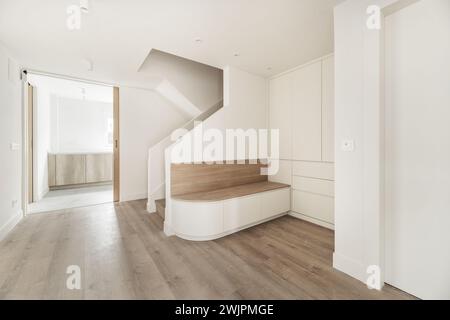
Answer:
333 251 366 283
120 193 148 202
289 211 334 230
146 200 156 213
0 210 23 242
164 222 175 236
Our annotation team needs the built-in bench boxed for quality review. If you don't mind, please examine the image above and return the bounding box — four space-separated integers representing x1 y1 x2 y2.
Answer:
169 161 291 241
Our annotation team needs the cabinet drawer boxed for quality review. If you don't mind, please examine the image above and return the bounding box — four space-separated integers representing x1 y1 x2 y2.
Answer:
292 190 334 224
223 195 261 232
173 201 223 237
261 188 291 219
292 176 334 197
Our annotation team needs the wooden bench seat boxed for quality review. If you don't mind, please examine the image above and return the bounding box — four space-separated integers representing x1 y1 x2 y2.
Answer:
172 181 290 202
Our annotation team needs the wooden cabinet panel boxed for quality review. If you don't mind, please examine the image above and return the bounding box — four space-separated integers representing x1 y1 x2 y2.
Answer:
269 74 293 160
223 195 261 232
292 62 322 161
292 190 334 224
322 56 335 162
48 154 56 187
86 154 113 183
55 154 85 186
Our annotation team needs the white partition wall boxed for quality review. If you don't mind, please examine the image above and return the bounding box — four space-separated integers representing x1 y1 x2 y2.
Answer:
385 0 450 300
269 55 335 229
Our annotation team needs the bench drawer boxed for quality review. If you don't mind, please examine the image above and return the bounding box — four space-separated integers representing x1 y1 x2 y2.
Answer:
261 188 291 219
223 195 261 232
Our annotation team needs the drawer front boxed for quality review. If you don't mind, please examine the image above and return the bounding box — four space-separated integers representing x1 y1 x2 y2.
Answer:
292 161 334 180
172 200 223 237
292 176 334 197
223 195 261 232
261 188 291 220
292 190 334 224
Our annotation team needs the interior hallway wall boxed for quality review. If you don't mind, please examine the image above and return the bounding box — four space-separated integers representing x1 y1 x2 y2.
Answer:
119 86 189 201
0 43 22 240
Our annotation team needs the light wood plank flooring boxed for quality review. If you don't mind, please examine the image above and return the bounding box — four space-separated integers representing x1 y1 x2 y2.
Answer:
0 200 414 299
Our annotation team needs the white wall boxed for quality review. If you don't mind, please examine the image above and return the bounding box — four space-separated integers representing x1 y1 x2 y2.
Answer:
202 66 267 138
333 0 401 283
385 0 450 300
120 87 189 201
0 43 22 240
140 49 223 112
33 86 51 200
52 96 113 153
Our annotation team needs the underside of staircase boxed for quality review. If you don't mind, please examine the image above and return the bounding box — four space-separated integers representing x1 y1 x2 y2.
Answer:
155 199 166 220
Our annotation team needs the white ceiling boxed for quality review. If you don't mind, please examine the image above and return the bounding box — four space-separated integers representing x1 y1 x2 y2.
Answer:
28 73 113 103
0 0 341 87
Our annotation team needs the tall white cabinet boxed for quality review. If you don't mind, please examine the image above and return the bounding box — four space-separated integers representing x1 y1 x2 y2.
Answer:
269 55 335 228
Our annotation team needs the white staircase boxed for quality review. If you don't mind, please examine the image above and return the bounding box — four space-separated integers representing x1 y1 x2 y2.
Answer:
146 100 223 213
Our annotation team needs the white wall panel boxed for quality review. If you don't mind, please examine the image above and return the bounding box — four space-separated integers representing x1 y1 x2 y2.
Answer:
322 56 335 162
269 74 293 160
292 62 322 161
268 159 292 185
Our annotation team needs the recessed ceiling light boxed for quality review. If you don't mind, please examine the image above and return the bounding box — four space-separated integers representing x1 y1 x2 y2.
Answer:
195 38 202 43
233 53 240 57
80 0 89 13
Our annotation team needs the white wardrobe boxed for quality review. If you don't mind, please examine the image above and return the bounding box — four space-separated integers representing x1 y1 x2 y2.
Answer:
269 55 334 228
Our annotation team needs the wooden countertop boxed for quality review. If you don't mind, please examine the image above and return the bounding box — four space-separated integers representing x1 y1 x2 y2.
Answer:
172 181 290 202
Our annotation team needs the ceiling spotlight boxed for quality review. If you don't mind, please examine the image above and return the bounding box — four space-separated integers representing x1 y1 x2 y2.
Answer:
233 53 240 57
80 0 89 13
195 38 202 43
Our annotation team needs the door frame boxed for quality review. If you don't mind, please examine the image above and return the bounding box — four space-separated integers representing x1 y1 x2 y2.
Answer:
113 86 120 202
22 70 120 214
27 83 34 204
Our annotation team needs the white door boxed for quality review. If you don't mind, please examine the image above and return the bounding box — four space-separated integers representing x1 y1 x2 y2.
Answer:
385 0 450 299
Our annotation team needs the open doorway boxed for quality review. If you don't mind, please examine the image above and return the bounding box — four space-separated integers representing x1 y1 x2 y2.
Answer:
25 73 119 213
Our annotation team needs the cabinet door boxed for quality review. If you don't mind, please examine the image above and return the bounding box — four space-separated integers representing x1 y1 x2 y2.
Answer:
269 74 293 160
292 190 334 224
223 195 261 232
322 56 335 162
292 62 322 161
86 154 113 183
55 154 85 186
261 188 291 220
48 154 56 187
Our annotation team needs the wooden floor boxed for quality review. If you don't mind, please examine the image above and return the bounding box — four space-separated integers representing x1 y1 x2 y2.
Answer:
0 200 414 300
